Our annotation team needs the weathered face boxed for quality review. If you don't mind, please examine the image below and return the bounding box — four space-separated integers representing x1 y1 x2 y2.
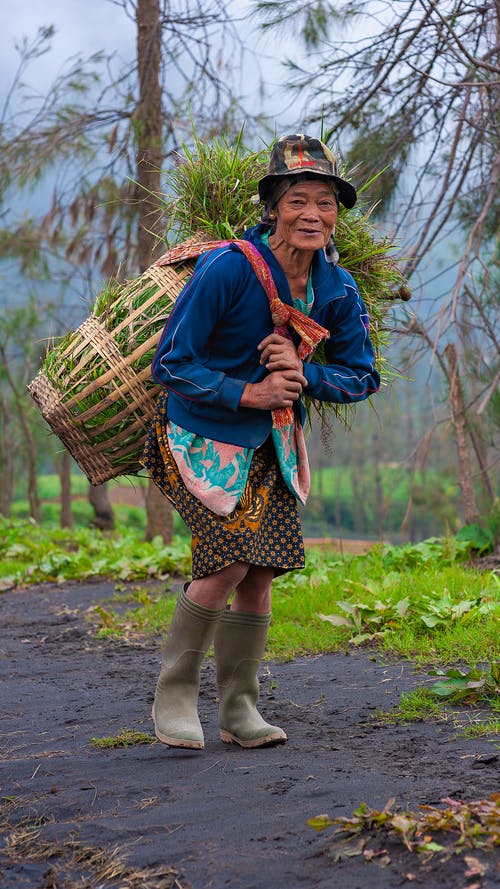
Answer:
273 179 338 252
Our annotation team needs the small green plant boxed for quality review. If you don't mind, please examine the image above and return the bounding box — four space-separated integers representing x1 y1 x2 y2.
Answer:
379 536 473 568
376 688 445 724
456 521 495 555
418 591 496 628
96 627 126 640
317 598 406 644
429 662 500 706
92 605 124 637
90 729 157 748
462 719 500 739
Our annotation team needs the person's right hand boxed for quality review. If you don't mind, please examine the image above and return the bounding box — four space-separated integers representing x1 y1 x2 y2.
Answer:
240 369 307 411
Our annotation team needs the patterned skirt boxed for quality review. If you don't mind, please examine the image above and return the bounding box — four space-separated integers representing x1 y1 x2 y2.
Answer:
141 393 305 579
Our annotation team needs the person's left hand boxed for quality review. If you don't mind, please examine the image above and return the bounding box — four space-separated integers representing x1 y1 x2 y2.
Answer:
258 333 304 376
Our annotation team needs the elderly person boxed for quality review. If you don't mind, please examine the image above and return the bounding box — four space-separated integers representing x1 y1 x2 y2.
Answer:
142 133 380 750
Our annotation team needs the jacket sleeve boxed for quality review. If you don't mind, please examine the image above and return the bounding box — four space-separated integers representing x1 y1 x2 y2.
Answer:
302 277 380 404
151 249 247 412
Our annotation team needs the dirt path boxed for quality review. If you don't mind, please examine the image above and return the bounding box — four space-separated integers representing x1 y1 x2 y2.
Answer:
1 580 498 888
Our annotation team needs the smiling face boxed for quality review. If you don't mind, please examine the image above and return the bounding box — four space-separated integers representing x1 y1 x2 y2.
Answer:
272 178 338 253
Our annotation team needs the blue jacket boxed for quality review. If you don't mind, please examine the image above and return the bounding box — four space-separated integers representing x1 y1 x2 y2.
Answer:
151 225 380 447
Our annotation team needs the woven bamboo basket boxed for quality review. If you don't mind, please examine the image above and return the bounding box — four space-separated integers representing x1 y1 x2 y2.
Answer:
28 250 199 485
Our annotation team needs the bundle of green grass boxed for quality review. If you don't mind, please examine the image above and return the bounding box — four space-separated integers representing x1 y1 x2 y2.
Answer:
28 130 408 485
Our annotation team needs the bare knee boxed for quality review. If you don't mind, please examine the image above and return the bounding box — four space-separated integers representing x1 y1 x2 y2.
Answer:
232 566 274 614
189 561 250 609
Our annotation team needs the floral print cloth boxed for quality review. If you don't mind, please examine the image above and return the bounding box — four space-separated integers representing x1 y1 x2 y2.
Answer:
142 413 305 578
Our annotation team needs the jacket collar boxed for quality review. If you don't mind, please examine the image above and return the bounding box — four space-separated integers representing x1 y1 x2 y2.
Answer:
242 225 347 310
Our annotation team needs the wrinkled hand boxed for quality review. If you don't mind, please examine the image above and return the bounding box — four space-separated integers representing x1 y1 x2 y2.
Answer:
240 369 307 411
258 333 303 374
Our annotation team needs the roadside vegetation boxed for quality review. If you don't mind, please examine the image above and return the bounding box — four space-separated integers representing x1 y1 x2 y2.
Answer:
2 513 498 665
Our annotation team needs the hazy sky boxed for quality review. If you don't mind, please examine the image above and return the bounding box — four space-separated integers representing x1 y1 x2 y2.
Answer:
1 1 135 90
0 0 297 127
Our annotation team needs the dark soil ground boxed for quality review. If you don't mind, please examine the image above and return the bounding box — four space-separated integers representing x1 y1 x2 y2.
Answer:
1 579 498 889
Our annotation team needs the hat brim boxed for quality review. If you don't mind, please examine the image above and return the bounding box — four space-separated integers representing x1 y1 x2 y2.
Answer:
258 171 357 210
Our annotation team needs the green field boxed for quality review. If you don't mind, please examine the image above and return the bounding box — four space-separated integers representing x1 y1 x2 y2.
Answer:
12 466 462 542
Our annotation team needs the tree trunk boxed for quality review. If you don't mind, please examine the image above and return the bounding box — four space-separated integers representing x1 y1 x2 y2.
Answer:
444 343 480 525
88 483 115 531
0 395 15 516
0 345 41 521
145 479 174 541
468 422 495 506
135 0 164 266
135 0 173 544
24 419 41 522
59 450 73 529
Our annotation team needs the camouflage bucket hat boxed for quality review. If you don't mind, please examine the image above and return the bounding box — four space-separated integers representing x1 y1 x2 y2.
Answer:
258 133 357 209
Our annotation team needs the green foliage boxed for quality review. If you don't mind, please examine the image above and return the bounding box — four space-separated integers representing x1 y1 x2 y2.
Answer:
376 536 472 569
92 588 177 638
344 109 415 212
377 681 499 739
456 523 495 555
376 689 445 724
0 517 190 590
429 663 500 707
462 720 500 739
256 0 358 50
318 597 408 646
318 587 496 646
268 540 499 661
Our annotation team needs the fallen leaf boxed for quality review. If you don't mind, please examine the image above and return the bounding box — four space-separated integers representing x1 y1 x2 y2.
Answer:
307 814 333 831
363 848 391 866
392 814 414 834
420 841 445 852
464 856 488 878
330 837 366 860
